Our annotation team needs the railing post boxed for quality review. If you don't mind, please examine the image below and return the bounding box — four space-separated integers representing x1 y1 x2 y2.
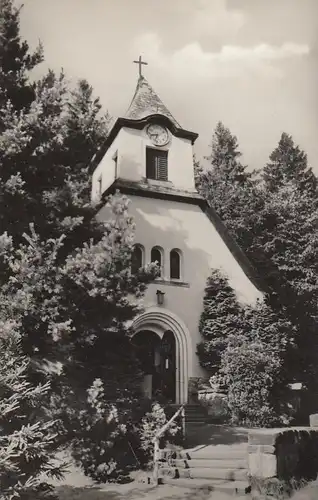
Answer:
181 406 186 439
152 405 184 486
153 437 160 485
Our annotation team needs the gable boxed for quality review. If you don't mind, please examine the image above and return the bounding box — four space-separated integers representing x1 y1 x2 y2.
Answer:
97 188 265 303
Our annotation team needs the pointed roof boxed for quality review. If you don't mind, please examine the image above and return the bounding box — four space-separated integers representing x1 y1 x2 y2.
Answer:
125 76 181 128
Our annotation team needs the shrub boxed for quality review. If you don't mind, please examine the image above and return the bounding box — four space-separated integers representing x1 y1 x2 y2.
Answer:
67 380 181 483
139 402 181 468
67 379 137 484
221 335 293 427
197 269 245 372
0 320 65 499
198 269 296 427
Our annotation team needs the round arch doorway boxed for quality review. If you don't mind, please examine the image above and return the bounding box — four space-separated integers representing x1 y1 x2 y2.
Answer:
132 307 192 404
132 329 176 403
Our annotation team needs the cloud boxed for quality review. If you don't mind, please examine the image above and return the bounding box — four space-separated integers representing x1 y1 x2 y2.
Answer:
192 0 245 38
132 33 310 81
168 0 245 41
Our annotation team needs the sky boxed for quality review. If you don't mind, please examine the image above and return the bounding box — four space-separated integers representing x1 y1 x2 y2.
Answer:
18 0 318 171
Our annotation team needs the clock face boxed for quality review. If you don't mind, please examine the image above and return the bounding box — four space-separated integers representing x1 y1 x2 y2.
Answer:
146 124 170 146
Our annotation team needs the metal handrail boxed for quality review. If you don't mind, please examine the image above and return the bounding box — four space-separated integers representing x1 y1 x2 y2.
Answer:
152 404 185 484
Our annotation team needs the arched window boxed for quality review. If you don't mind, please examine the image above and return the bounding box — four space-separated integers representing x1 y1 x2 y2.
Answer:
170 249 181 280
131 244 144 274
151 246 163 277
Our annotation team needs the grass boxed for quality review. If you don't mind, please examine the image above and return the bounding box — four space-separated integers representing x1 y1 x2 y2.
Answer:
250 477 318 500
52 450 318 500
54 475 318 500
56 483 247 500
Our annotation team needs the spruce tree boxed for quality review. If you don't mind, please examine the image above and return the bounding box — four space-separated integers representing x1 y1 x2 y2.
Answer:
263 132 317 195
206 121 248 183
197 269 246 372
0 0 158 483
198 125 318 405
0 318 65 499
259 139 318 391
197 270 296 426
197 122 265 264
0 0 43 113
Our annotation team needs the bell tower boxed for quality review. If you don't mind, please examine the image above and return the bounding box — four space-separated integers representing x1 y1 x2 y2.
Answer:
91 57 199 203
90 58 264 406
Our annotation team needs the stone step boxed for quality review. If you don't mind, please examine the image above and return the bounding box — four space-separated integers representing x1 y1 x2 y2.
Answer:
184 407 207 412
179 447 247 460
160 466 248 481
184 421 206 426
184 416 207 421
172 458 248 469
184 419 206 423
185 408 205 411
160 476 251 494
185 415 206 418
184 417 206 421
184 406 207 412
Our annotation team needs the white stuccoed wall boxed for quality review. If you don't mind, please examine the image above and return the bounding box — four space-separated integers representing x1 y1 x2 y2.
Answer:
91 125 196 202
97 194 263 379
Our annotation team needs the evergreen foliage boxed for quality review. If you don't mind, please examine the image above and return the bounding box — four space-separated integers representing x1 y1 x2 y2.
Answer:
0 0 43 112
0 319 65 499
197 122 264 255
197 269 296 426
197 269 245 372
0 0 158 487
197 122 318 419
263 132 317 195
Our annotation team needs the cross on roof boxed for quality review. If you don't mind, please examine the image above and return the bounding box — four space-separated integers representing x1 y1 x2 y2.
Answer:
133 55 148 77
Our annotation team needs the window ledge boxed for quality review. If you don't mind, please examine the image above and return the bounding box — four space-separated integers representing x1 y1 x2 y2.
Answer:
152 279 190 288
146 179 173 187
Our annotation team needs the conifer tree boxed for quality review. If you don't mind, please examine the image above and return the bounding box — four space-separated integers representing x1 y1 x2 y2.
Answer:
206 121 248 183
197 270 296 426
0 318 65 499
197 269 246 372
259 138 318 391
0 0 158 484
0 0 43 112
263 132 317 195
198 124 318 404
197 122 265 264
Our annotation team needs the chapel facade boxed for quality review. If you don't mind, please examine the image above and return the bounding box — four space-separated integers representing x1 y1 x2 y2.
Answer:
91 68 263 404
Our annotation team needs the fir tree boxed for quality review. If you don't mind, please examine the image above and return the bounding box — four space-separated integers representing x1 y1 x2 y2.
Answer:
198 270 296 426
0 0 43 113
0 70 110 244
206 121 248 183
0 196 157 388
0 318 65 499
263 132 317 195
0 195 158 482
197 122 265 263
197 269 246 372
198 125 318 404
0 1 158 483
193 154 203 191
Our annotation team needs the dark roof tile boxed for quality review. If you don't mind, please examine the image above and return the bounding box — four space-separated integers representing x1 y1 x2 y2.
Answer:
125 76 180 127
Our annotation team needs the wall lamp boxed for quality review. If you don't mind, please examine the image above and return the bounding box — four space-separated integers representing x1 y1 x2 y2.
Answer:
156 289 165 306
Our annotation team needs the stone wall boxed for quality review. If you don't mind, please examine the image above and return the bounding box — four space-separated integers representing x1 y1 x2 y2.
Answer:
248 427 318 482
198 389 229 422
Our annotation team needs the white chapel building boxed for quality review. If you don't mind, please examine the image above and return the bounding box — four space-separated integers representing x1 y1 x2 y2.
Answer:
91 70 263 405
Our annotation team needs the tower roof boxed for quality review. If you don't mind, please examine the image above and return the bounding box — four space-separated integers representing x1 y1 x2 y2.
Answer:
125 76 181 128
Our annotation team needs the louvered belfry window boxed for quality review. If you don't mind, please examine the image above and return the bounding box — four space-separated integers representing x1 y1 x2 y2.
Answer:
146 148 168 181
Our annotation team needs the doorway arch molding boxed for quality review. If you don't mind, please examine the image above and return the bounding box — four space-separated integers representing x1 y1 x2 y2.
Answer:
132 306 192 404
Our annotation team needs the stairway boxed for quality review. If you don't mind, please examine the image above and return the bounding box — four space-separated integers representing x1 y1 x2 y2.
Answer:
183 404 209 437
157 444 251 495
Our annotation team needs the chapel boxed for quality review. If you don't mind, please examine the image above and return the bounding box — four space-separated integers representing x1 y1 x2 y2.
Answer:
91 59 263 405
